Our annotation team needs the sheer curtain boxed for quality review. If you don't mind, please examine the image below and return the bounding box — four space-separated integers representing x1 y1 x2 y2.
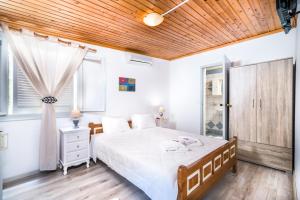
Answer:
1 23 88 170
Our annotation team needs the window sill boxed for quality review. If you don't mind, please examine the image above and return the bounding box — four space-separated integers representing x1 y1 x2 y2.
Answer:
0 112 70 122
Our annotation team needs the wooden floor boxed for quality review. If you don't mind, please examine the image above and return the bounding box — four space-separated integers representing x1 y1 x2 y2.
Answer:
3 161 293 200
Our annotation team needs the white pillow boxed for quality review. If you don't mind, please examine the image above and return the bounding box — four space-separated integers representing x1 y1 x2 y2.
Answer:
102 116 130 134
131 114 156 130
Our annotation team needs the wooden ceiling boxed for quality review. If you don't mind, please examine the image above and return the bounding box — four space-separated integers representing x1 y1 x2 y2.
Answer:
0 0 282 60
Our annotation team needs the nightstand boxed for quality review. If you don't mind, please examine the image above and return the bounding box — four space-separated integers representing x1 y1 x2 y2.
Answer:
59 127 90 175
156 117 169 128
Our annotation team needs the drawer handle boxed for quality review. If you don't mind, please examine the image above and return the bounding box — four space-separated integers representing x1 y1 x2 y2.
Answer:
77 136 79 139
77 145 80 148
77 154 80 158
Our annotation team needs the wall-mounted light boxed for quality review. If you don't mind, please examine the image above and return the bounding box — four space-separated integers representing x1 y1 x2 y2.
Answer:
143 0 189 27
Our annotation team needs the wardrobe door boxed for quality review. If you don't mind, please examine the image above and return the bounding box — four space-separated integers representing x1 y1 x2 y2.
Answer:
229 65 257 142
256 58 293 148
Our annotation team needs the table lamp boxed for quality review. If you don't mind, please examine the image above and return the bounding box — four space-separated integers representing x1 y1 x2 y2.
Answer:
71 110 81 128
159 106 165 117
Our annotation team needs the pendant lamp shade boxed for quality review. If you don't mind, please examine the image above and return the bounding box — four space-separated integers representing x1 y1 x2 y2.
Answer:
143 13 164 27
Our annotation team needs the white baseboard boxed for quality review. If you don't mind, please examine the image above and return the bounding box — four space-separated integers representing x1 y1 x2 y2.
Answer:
3 170 40 187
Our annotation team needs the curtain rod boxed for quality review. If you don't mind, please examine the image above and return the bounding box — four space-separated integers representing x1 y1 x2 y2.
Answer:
9 26 97 53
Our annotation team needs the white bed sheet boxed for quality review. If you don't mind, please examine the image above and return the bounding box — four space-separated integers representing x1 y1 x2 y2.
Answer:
91 127 227 200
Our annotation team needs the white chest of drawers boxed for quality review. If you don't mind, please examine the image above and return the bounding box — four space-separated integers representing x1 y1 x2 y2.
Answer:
59 127 90 175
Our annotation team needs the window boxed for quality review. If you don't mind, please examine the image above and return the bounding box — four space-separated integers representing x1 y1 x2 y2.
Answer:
77 58 106 112
8 49 74 115
0 36 75 117
0 35 106 119
0 33 8 116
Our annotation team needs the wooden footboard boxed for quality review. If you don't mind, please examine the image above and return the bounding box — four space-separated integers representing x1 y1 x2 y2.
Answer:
177 136 237 200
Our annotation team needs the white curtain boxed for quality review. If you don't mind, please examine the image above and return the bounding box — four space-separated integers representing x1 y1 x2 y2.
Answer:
1 23 88 170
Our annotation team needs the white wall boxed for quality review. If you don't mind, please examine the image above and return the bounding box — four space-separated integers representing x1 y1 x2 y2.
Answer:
0 46 170 180
169 30 296 134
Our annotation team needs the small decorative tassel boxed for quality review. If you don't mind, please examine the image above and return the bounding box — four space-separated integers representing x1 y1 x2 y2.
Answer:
41 96 57 104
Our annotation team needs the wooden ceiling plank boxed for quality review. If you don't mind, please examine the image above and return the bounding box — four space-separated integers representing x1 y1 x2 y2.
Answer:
172 28 283 60
0 10 182 58
2 17 180 59
227 0 260 34
122 0 218 47
135 0 228 44
171 0 236 42
1 0 198 54
248 0 272 31
0 16 177 59
259 0 276 31
183 0 238 41
0 16 133 49
215 0 255 36
0 13 158 54
93 0 212 47
0 0 282 60
269 0 281 28
238 0 267 34
65 0 212 49
83 0 214 50
28 0 204 51
204 0 248 39
192 0 244 40
0 5 173 54
63 0 208 48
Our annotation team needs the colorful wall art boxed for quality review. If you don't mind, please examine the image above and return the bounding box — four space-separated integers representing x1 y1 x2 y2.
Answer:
119 77 136 92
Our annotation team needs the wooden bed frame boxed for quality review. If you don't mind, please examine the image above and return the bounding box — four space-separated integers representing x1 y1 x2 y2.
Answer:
88 121 237 200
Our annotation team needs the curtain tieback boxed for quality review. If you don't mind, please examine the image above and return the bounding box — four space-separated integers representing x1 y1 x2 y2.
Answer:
41 96 58 104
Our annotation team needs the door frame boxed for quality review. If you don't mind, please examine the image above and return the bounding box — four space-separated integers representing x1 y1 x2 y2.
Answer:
223 56 231 140
201 57 231 139
201 62 225 139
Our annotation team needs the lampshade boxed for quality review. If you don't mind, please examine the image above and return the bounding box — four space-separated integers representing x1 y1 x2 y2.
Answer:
71 110 81 118
159 106 165 113
143 13 164 27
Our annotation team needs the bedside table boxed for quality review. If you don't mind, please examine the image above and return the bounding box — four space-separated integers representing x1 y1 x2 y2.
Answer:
59 127 90 175
156 117 169 128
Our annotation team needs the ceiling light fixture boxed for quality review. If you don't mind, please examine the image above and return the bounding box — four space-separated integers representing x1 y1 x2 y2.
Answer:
143 0 190 27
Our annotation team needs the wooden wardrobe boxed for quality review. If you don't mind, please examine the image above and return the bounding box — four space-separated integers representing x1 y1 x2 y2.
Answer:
229 58 294 172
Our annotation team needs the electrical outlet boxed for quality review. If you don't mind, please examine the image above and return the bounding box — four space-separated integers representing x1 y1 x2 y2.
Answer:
0 131 8 150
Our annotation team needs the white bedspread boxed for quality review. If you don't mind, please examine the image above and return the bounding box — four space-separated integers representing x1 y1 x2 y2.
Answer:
91 127 227 200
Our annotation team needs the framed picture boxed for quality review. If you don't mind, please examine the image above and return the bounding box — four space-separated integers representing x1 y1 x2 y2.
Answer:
119 77 136 92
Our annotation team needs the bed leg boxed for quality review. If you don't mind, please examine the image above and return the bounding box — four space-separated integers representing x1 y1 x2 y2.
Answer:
232 162 237 174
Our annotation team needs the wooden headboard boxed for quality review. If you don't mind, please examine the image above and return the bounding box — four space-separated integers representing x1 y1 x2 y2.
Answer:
88 120 132 137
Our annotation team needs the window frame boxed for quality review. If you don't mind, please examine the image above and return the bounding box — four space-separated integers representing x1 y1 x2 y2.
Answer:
0 36 107 122
11 58 75 115
0 33 8 117
77 57 106 112
0 36 76 121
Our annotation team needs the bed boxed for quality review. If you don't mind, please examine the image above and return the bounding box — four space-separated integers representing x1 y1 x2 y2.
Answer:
89 121 237 200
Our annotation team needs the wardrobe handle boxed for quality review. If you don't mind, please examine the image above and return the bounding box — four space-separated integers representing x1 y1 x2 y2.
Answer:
252 99 254 108
260 99 262 109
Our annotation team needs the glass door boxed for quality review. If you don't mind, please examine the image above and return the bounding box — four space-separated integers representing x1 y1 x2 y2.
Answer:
203 66 224 138
203 56 231 139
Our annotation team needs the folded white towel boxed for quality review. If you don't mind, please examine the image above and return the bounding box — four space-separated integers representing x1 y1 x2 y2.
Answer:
161 136 203 152
161 140 185 152
178 136 204 146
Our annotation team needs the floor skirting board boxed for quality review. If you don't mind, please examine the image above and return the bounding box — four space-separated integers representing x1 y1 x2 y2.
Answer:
3 170 41 189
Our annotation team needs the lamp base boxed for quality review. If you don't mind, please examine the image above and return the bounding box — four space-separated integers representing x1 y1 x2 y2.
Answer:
73 119 79 128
